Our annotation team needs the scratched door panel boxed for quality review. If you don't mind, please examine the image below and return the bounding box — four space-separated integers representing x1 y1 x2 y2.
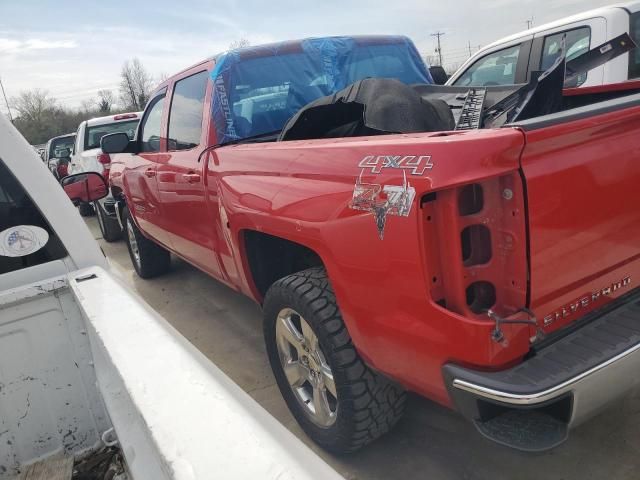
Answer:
0 289 106 478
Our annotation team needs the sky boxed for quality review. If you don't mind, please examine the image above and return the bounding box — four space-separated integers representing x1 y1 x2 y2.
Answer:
0 0 624 113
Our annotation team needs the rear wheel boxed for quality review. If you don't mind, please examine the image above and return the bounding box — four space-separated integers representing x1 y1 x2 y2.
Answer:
263 267 406 453
78 202 94 217
123 207 170 279
95 201 122 242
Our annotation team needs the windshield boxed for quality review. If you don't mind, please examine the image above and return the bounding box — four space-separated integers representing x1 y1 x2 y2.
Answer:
211 37 432 144
49 136 74 158
85 120 139 150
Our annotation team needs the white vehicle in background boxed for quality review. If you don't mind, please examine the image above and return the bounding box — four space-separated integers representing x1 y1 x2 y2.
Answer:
0 112 342 479
69 112 140 236
448 2 640 88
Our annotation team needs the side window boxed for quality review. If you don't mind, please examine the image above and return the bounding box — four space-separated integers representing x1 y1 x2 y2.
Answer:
454 45 521 86
0 160 67 275
541 27 591 86
630 12 640 79
167 71 208 151
140 94 166 153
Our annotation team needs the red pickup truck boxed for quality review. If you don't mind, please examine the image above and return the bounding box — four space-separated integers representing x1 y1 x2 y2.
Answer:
101 34 640 453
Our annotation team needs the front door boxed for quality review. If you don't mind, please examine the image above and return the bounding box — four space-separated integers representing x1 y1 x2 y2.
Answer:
156 70 222 277
125 90 171 247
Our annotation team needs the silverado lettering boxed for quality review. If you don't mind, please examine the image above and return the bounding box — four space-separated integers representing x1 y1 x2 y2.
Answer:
543 276 632 326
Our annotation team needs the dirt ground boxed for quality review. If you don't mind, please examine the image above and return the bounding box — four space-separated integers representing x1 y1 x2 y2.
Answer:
86 217 640 480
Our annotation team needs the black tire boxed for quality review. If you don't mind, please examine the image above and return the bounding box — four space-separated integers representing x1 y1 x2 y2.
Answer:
78 202 94 217
123 207 170 279
263 267 406 453
95 201 122 242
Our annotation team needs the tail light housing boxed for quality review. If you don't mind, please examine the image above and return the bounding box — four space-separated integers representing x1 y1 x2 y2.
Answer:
421 172 527 318
98 153 111 180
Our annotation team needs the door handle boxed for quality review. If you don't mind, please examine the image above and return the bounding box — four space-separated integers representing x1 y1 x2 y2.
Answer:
182 172 201 183
145 169 156 178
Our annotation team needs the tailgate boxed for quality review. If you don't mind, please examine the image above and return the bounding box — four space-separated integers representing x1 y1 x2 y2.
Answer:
519 101 640 333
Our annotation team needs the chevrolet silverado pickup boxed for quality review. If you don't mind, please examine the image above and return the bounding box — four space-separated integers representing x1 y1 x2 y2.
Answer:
104 34 640 453
0 113 341 479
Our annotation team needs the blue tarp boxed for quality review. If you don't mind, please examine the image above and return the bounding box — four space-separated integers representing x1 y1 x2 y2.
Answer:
211 36 432 144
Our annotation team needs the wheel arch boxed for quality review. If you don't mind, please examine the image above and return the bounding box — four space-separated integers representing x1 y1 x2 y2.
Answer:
240 229 326 301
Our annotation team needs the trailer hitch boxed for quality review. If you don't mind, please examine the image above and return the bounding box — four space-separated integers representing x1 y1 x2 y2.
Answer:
487 308 546 344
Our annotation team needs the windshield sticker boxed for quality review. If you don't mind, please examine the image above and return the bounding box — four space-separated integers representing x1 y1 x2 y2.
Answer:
0 226 49 257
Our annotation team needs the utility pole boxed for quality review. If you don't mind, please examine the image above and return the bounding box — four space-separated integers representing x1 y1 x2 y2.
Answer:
431 31 445 66
0 77 12 123
526 17 534 29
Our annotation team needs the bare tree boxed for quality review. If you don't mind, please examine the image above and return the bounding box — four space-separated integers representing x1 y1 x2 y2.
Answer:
119 58 153 111
80 99 96 114
424 55 440 67
11 89 57 123
228 38 250 50
97 89 115 113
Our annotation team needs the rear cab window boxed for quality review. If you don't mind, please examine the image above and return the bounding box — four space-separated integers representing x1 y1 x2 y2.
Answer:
630 11 640 79
0 159 67 275
85 120 138 150
453 45 521 86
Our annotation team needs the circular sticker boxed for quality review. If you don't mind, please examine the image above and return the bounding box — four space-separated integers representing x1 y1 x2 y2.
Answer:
0 226 50 258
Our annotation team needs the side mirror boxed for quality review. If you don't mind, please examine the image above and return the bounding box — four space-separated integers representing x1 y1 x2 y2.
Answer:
61 172 108 204
429 66 449 85
101 132 134 154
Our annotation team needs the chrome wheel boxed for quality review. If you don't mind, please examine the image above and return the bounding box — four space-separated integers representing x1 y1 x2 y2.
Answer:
275 308 337 427
126 219 141 268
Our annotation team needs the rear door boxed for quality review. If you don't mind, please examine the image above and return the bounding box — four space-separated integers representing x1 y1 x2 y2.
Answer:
519 98 640 333
156 69 223 277
528 17 606 87
124 89 172 246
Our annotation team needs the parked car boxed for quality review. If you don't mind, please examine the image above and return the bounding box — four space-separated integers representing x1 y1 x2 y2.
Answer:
0 111 342 479
448 2 640 87
47 147 72 180
104 34 640 453
69 112 140 229
43 132 75 163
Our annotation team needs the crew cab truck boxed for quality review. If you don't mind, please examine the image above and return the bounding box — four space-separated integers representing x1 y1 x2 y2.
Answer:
105 35 640 453
69 112 140 236
448 2 640 88
0 112 342 479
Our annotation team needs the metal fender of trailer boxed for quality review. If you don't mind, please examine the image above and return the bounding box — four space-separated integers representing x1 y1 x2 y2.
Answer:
70 266 344 480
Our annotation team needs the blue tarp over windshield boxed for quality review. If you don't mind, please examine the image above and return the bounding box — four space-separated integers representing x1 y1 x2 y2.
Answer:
211 36 433 144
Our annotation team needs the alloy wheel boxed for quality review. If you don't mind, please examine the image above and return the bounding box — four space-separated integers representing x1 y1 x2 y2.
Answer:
275 308 338 427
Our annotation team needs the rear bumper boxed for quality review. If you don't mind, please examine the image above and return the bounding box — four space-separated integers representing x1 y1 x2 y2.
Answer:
443 291 640 451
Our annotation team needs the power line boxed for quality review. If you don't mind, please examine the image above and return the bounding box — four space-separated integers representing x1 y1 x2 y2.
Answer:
0 77 12 123
431 31 445 66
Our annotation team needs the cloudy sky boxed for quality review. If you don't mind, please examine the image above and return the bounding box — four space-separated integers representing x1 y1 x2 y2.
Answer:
0 0 622 112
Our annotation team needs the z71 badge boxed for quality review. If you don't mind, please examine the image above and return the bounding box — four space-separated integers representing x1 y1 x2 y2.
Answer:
350 170 416 240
